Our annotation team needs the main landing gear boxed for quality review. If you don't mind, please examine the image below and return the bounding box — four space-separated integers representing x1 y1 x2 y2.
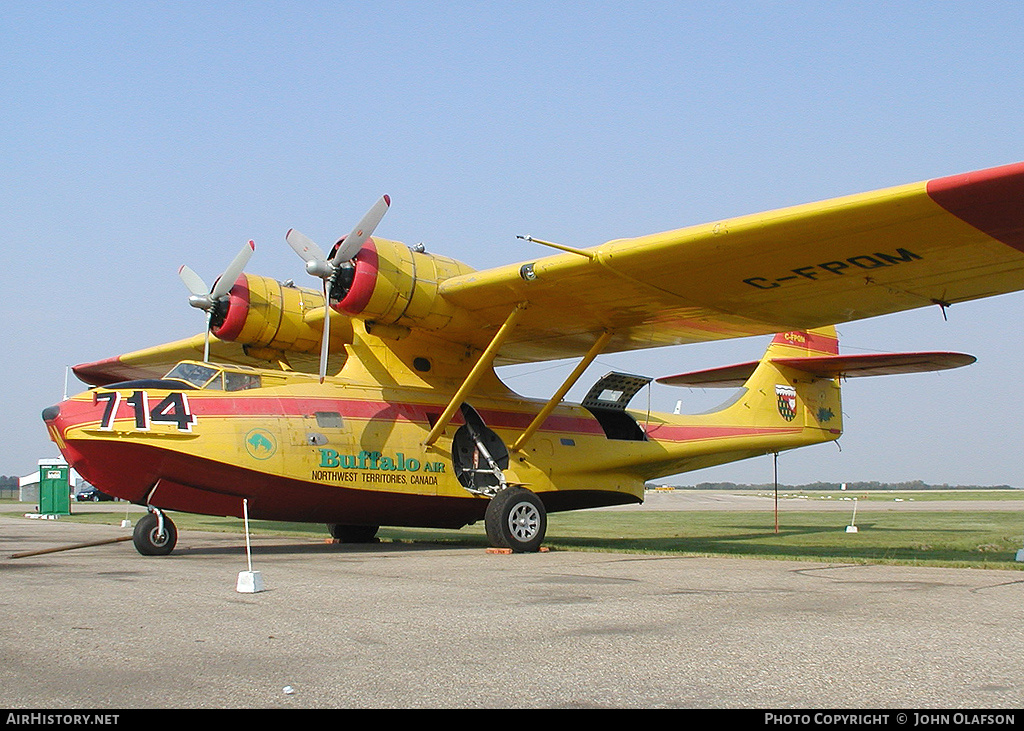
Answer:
449 404 547 552
485 486 547 553
327 524 380 543
133 509 177 556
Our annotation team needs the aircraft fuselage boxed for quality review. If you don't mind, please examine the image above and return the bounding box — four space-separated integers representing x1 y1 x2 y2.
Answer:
43 357 839 532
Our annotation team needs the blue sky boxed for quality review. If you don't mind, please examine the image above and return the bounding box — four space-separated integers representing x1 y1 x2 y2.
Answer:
3 2 1023 486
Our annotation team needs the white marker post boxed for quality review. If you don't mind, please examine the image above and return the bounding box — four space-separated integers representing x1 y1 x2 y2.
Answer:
845 497 859 533
236 498 265 593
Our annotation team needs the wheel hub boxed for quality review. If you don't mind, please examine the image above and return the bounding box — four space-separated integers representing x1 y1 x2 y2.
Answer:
508 502 540 541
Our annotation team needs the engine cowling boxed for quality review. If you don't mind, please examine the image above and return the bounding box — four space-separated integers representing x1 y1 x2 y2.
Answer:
332 237 476 331
213 273 353 353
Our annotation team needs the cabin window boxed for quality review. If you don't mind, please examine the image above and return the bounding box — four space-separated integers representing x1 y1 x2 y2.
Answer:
314 411 344 428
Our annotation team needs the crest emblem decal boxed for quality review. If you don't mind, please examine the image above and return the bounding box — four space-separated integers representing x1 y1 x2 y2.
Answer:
775 385 797 421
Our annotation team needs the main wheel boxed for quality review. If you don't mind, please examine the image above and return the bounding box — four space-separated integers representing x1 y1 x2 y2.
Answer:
133 512 177 556
327 524 380 543
484 487 547 553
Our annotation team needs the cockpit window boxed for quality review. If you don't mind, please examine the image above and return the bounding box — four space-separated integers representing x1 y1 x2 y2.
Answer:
225 371 261 391
164 362 263 391
165 363 220 388
205 373 224 390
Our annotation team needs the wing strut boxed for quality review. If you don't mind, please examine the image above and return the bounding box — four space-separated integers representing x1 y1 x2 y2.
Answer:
423 303 528 447
511 329 614 452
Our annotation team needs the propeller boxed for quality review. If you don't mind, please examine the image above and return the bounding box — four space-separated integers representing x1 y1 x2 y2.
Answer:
286 195 390 382
287 195 390 277
179 239 255 362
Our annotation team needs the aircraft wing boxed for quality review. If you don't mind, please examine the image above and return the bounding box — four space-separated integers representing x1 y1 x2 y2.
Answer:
72 161 1024 382
438 161 1024 364
71 333 337 386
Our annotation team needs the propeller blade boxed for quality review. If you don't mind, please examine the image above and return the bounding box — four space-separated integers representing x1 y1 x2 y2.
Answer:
288 196 389 382
331 195 390 263
178 265 209 298
203 311 213 362
210 240 255 300
319 283 331 382
287 229 334 279
179 241 255 362
286 228 328 264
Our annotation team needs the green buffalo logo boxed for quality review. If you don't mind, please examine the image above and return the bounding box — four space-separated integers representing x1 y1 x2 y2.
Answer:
244 428 278 460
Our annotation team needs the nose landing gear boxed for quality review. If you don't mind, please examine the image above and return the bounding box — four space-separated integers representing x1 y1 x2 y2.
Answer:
133 509 177 556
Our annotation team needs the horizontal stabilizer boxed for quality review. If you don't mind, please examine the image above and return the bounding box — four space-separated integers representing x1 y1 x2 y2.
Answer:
655 361 760 388
657 352 975 388
772 352 976 378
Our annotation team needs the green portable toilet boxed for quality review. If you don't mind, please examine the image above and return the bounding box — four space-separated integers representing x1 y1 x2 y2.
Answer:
38 461 70 516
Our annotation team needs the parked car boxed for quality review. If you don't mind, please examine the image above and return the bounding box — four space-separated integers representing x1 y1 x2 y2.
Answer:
75 485 114 502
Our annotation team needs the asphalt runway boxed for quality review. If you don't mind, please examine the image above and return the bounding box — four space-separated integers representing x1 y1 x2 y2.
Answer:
2 509 1023 710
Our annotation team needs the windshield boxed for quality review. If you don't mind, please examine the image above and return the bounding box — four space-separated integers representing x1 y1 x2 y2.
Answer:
164 362 221 388
164 362 263 391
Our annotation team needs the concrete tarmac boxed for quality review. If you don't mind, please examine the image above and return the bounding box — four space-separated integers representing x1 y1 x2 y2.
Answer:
1 511 1023 710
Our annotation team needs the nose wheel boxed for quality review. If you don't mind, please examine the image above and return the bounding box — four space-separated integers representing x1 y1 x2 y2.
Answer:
484 487 547 553
133 510 178 556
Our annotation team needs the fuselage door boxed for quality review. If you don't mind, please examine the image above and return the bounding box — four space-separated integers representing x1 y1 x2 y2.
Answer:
581 372 652 441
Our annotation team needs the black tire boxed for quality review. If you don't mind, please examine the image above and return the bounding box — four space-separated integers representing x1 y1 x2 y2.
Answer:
327 524 380 543
484 487 547 553
133 512 177 556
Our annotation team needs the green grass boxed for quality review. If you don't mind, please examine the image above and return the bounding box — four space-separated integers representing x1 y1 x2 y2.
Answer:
9 499 1024 570
748 489 1024 503
542 510 1024 568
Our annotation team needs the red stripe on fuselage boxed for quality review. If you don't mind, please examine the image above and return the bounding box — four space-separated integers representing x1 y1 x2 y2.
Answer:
645 424 803 441
54 391 805 445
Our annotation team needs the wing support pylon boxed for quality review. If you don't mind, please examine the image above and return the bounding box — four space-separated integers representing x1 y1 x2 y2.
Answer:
511 329 613 452
423 302 528 447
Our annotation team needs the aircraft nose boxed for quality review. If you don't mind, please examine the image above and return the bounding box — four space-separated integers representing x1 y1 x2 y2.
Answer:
40 401 89 475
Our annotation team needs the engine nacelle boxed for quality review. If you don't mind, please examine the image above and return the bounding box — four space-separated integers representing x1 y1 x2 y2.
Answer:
213 273 353 353
333 237 476 331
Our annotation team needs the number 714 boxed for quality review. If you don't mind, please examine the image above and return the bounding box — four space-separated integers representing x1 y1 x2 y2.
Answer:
94 391 196 432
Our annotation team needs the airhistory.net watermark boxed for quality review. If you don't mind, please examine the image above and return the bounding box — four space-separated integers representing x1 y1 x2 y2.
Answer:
6 714 119 726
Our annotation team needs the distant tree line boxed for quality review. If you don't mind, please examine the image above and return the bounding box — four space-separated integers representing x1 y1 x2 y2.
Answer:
0 475 19 498
668 480 1016 491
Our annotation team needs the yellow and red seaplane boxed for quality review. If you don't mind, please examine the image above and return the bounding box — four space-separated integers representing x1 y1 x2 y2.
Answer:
44 162 1024 554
